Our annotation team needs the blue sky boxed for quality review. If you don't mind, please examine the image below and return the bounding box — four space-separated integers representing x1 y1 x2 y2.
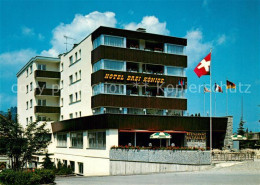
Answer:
0 0 259 132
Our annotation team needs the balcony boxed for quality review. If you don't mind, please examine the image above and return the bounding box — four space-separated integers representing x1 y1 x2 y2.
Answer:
34 106 60 114
92 94 187 110
92 45 187 67
34 70 60 79
34 88 60 96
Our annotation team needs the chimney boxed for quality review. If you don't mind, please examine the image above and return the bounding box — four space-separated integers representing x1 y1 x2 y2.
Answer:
136 28 146 33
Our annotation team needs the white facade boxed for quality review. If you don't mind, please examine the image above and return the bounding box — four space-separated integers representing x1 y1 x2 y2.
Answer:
60 36 93 120
17 57 60 128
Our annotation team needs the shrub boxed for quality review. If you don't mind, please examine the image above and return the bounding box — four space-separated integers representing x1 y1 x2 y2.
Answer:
0 169 55 185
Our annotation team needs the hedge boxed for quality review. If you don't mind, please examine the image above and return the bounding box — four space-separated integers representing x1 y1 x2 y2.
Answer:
0 169 55 185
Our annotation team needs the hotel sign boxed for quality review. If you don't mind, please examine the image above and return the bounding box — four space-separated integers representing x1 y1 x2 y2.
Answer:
104 73 165 83
186 132 206 140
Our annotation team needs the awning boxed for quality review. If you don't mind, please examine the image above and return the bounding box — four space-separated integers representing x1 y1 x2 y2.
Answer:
119 129 187 133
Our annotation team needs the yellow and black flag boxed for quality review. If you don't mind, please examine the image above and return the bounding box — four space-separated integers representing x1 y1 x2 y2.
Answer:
226 80 236 89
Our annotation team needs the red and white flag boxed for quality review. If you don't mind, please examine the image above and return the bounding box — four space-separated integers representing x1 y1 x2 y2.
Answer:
215 83 223 93
194 53 211 78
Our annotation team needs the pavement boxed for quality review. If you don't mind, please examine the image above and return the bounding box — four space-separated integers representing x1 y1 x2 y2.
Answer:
55 160 260 185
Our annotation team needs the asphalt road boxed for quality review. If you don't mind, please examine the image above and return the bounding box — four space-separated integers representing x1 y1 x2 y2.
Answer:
55 161 260 185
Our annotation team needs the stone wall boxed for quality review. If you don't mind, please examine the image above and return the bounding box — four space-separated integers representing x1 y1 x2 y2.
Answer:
110 149 211 165
223 116 233 149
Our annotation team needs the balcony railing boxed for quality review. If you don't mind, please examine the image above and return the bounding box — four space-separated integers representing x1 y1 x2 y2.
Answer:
34 88 60 96
34 106 60 113
34 70 60 79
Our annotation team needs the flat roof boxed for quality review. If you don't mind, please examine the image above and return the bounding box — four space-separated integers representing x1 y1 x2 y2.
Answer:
92 26 187 46
51 114 230 133
16 56 60 77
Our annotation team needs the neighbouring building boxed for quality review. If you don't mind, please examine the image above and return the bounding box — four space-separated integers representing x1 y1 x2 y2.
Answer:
17 26 233 176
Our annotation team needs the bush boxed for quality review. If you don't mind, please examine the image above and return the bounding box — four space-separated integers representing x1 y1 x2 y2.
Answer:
0 169 55 185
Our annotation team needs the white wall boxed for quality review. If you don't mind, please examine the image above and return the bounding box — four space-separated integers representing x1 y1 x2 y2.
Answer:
60 36 93 120
52 129 118 176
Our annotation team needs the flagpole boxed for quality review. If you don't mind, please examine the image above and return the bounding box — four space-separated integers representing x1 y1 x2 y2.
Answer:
210 49 212 157
215 85 216 116
204 91 205 117
226 77 228 116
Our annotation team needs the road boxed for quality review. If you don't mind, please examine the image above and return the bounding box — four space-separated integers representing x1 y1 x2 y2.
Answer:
55 161 260 185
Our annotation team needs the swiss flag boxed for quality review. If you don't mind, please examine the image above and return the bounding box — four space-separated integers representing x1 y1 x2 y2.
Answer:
194 53 211 78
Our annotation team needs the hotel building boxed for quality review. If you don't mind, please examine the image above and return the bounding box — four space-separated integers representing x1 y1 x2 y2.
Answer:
17 26 233 176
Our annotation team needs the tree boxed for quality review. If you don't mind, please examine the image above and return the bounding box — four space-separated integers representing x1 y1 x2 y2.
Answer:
237 119 245 136
42 153 54 169
0 110 50 170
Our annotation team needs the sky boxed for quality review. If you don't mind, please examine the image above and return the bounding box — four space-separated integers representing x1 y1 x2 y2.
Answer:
0 0 259 132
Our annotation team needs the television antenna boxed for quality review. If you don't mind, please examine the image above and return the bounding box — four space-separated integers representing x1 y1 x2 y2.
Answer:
64 35 75 52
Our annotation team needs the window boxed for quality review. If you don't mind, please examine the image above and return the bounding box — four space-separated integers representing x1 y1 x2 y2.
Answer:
61 115 63 120
70 161 75 172
63 160 67 166
79 91 81 100
75 112 78 117
61 63 64 71
69 113 73 119
166 66 184 76
38 99 46 106
37 116 46 121
165 44 184 55
104 35 124 47
93 36 102 49
75 72 78 81
78 162 83 174
26 118 28 125
104 60 125 71
57 133 67 147
30 65 32 74
60 80 63 89
88 131 106 149
26 85 29 93
70 132 83 148
69 94 73 103
79 111 81 117
61 98 63 107
26 69 29 77
30 116 32 123
79 70 81 79
75 52 78 61
164 88 184 98
127 108 145 115
37 64 46 70
69 56 73 65
26 101 28 110
30 99 32 108
104 84 124 94
69 75 73 84
30 82 33 91
79 49 81 58
105 107 123 114
75 92 78 101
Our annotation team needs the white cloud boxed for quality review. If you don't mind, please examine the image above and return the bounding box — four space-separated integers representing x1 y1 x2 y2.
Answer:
43 11 117 57
22 26 35 36
217 34 226 45
185 29 213 67
0 49 37 66
124 16 169 35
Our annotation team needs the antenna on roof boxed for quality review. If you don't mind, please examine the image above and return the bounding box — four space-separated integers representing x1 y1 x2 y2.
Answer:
64 35 75 52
